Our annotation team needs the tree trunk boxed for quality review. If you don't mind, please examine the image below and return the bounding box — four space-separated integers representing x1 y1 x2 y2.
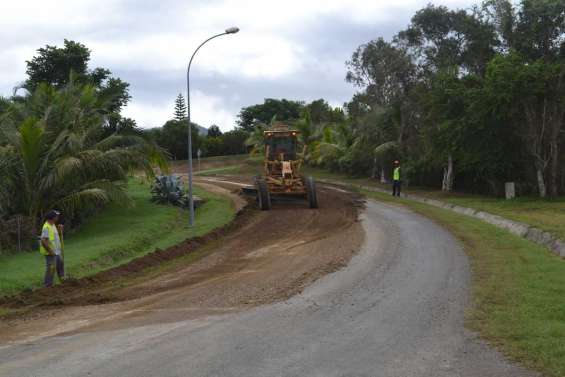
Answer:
536 167 547 198
548 140 559 197
371 156 377 179
548 71 565 198
442 155 454 192
380 168 386 184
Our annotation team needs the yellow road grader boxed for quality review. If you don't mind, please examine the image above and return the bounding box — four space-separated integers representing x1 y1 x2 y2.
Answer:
254 124 318 210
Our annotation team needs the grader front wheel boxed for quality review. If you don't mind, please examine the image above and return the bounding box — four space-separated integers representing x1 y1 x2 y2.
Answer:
305 176 318 209
256 179 272 211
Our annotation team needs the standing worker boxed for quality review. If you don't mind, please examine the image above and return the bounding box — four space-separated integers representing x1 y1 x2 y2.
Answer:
39 210 65 287
392 160 401 197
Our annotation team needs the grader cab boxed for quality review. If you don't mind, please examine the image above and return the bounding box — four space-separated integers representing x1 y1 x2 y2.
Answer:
255 124 318 210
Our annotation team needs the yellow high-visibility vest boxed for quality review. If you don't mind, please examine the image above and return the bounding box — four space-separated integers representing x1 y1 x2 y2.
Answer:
393 167 400 181
39 222 57 256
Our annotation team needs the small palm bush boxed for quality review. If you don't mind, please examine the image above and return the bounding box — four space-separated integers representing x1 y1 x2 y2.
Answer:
150 175 188 208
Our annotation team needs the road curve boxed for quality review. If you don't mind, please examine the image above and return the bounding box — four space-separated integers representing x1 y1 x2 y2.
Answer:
0 200 535 377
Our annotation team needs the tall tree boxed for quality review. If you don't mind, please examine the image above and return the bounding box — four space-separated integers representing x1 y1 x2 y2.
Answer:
395 5 498 190
207 124 222 138
237 98 304 131
152 120 202 160
221 129 248 155
174 93 187 121
305 99 345 124
397 5 497 75
25 40 91 91
345 37 418 166
484 53 565 197
25 40 130 109
24 40 131 133
480 0 565 197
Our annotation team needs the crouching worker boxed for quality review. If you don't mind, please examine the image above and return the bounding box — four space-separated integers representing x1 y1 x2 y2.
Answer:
39 210 65 287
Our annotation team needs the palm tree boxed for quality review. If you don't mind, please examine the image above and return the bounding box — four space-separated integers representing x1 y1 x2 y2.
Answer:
294 110 315 146
0 80 168 226
314 122 354 169
245 115 280 156
245 122 266 156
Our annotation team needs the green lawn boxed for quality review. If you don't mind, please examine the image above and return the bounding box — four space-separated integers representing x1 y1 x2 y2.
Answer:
363 189 565 377
0 179 235 297
414 192 565 239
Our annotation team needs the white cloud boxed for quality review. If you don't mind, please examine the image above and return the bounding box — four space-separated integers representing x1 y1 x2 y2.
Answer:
1 0 477 129
191 90 237 131
121 101 171 129
122 90 236 131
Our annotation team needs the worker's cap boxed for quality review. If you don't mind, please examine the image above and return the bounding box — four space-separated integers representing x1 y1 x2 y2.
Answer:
45 210 61 220
394 160 400 164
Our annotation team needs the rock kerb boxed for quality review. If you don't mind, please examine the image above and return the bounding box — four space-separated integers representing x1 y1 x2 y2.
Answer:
321 179 565 259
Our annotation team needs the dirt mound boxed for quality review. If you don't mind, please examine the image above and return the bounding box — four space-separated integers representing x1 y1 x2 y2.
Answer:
0 202 254 310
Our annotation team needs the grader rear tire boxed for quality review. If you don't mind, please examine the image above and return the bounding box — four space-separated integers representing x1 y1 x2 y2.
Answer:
257 179 271 210
305 176 318 209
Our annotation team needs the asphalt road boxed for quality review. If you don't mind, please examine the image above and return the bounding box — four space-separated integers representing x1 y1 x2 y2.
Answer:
0 200 535 377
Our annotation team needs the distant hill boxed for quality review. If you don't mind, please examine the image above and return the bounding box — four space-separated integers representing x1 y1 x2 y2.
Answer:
195 125 208 136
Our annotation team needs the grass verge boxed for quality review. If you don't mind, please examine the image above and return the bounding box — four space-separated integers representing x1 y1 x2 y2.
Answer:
361 188 565 377
0 179 235 297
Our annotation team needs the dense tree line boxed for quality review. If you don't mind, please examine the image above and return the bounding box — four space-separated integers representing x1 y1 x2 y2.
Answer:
235 1 565 198
146 96 345 159
143 0 563 199
144 94 248 159
288 0 564 198
352 0 565 197
147 94 348 160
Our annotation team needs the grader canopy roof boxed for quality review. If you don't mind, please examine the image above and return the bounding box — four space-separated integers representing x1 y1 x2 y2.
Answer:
264 125 299 161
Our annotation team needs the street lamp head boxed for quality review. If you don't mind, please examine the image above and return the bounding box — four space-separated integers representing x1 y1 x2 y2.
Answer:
225 26 240 34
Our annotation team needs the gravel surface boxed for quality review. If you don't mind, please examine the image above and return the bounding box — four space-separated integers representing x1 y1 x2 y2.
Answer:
0 199 536 377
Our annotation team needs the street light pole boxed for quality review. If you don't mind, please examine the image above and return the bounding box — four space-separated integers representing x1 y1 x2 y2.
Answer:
186 26 239 226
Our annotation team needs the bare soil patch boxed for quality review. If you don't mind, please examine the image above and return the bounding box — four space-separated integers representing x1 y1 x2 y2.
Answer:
0 178 364 343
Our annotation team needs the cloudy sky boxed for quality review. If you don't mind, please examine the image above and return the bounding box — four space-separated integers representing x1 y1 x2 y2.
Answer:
1 0 474 131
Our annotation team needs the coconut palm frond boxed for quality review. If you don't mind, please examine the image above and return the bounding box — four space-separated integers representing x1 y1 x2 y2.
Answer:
18 117 45 180
295 110 315 145
245 123 266 156
374 140 399 155
83 179 131 206
38 155 83 192
316 141 345 165
56 188 110 215
1 79 168 225
95 134 147 151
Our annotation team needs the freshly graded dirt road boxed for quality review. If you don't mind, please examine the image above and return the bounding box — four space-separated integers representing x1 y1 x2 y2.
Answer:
0 181 363 342
0 183 536 376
